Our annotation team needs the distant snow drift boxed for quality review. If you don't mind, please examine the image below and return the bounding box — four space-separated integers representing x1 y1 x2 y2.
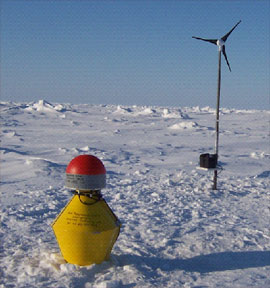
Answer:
1 100 270 288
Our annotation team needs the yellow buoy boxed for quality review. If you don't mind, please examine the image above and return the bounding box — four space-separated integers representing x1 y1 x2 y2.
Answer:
52 194 121 266
52 155 121 266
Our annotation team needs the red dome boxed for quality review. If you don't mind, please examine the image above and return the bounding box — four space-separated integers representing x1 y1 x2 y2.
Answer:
65 155 106 190
66 155 106 175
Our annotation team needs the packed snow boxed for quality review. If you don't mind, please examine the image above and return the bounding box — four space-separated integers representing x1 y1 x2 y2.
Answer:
1 100 270 288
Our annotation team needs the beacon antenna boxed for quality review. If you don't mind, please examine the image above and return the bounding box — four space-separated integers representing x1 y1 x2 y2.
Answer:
193 20 241 190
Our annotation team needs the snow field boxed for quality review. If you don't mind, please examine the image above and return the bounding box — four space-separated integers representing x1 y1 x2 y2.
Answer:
0 100 270 287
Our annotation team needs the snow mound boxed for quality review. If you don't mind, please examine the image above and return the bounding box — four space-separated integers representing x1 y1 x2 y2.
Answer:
115 105 158 116
162 108 188 119
24 100 69 113
26 100 57 112
250 151 270 159
169 121 199 130
115 105 134 114
115 105 190 119
139 107 156 115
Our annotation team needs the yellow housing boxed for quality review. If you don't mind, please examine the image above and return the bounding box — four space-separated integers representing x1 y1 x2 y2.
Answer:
52 195 121 266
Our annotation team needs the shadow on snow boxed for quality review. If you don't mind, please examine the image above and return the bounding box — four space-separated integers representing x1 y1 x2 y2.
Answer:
117 250 270 273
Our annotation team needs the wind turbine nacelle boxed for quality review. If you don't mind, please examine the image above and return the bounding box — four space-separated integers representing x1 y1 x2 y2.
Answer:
217 39 225 50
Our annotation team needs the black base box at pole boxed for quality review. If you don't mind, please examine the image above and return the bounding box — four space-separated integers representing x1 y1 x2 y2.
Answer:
200 153 217 169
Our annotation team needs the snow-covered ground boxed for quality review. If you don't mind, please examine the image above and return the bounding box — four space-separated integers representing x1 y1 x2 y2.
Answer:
1 100 269 288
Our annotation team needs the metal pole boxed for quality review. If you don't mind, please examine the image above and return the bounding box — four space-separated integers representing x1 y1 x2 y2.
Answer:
213 49 222 190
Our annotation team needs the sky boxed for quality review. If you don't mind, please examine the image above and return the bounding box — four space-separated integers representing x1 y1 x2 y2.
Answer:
1 0 269 110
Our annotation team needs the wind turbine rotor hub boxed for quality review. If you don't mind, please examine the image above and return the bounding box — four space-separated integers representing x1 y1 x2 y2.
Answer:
217 39 225 51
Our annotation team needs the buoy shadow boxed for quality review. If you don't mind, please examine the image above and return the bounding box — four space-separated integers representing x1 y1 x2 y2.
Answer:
117 250 270 273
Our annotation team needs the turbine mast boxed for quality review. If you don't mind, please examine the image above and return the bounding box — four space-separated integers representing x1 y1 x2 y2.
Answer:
193 20 241 190
213 49 222 190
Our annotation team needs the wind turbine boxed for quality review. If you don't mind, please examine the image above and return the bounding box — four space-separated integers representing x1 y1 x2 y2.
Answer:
193 20 241 190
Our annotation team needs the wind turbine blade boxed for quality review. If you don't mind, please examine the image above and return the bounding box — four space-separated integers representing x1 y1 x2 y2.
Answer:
222 46 231 72
192 36 217 45
221 20 241 42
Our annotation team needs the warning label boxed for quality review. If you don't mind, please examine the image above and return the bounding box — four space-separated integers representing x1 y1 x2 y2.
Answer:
65 211 102 228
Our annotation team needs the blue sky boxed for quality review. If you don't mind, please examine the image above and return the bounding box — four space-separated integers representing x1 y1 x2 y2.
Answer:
1 1 269 109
